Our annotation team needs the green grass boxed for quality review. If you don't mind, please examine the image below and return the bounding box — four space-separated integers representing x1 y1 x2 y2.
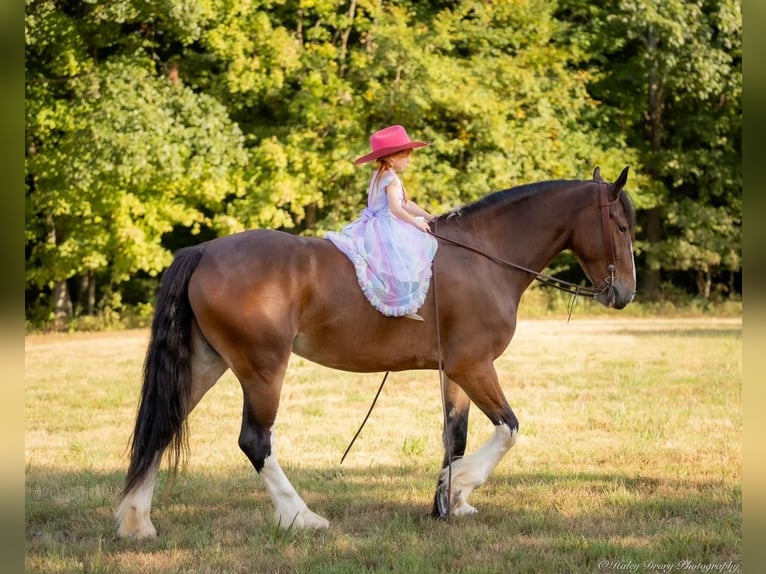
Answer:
25 317 742 573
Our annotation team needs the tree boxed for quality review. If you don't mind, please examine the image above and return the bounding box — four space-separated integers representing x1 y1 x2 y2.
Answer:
557 0 742 300
25 0 741 328
192 1 638 229
25 1 247 327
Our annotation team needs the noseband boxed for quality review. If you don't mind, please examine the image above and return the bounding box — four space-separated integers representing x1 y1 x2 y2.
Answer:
430 181 620 299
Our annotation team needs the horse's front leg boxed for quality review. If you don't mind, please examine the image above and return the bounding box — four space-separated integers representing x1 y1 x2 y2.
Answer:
432 377 471 517
434 364 519 519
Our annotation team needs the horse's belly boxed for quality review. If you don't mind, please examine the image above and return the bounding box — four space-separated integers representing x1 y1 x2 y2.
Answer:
292 332 431 373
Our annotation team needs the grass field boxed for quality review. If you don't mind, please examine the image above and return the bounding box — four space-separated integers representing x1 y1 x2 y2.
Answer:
25 316 742 573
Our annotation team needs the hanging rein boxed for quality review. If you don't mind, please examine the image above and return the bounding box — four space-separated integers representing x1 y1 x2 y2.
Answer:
340 183 620 517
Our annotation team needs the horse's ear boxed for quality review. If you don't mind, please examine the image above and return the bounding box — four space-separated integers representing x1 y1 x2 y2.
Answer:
593 166 605 183
609 166 630 200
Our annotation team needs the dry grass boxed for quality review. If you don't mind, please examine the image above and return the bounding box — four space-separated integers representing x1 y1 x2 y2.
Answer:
25 317 742 573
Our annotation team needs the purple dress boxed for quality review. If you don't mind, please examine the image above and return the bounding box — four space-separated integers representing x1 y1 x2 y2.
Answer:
326 170 438 316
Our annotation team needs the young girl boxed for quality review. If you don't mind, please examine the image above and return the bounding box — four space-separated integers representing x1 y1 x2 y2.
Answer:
326 125 438 321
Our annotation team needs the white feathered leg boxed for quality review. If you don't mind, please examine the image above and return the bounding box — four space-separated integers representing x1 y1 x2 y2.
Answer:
438 423 518 516
115 458 160 539
261 439 329 529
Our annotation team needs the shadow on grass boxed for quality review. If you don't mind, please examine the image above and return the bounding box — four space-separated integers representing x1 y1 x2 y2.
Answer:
25 463 741 573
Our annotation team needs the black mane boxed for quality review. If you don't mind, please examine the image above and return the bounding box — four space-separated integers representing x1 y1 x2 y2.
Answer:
441 179 583 220
438 178 636 232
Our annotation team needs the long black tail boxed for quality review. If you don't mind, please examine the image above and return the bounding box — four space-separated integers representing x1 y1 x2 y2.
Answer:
123 245 206 495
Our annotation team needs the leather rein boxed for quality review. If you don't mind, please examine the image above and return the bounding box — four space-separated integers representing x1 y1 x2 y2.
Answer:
429 182 619 299
340 183 621 505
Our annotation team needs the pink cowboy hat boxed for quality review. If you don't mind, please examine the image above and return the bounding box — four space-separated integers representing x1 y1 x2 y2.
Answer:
354 125 429 165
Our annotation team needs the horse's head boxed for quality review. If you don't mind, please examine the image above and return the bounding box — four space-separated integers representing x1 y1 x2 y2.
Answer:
571 166 637 309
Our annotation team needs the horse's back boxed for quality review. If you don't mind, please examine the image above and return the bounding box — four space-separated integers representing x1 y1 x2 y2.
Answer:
188 231 335 339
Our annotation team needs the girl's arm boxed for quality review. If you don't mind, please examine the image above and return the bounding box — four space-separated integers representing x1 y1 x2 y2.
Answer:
403 200 433 221
385 181 431 232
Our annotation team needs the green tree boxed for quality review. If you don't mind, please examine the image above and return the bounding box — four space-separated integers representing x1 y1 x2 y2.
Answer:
356 1 639 201
557 0 742 300
25 1 247 327
26 0 741 329
184 0 638 231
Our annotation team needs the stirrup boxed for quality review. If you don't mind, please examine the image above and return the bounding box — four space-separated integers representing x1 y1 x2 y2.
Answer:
404 313 424 321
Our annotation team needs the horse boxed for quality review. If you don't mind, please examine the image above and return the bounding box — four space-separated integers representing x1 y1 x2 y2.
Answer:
115 166 636 538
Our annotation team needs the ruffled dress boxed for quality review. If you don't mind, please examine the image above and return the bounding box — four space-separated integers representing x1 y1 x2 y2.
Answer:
326 170 438 316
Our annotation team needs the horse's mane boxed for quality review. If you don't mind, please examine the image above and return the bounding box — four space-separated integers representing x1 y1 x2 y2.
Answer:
440 179 581 220
439 178 636 230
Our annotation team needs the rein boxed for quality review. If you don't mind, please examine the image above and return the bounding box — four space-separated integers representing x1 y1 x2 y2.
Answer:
340 182 620 513
598 183 619 286
427 182 619 300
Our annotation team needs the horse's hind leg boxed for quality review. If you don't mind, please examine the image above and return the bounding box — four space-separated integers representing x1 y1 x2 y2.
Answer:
116 327 227 539
434 364 519 518
235 350 329 530
252 431 329 529
115 455 162 539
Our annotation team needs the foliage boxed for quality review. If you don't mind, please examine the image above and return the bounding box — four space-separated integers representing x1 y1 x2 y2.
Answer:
556 0 741 298
24 0 741 328
26 58 247 285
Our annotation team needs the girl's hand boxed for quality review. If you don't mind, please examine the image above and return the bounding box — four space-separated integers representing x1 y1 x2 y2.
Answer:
413 217 431 233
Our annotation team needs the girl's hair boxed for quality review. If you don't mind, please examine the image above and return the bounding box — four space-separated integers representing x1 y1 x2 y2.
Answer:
376 149 412 171
373 151 411 202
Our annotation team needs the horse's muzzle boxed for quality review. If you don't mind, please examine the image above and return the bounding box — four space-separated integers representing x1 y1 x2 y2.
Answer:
596 284 636 309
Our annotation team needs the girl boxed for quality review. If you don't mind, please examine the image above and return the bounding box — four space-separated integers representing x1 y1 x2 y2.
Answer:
326 125 438 321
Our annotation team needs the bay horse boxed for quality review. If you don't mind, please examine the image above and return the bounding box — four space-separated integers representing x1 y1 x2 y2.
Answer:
116 166 636 538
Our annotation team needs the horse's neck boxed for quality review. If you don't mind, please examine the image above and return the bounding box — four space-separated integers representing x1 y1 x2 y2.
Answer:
444 187 581 273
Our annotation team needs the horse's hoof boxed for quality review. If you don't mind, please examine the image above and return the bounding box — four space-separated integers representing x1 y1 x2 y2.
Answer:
115 504 158 540
434 482 451 519
276 508 329 529
452 502 478 516
116 522 158 540
298 509 330 529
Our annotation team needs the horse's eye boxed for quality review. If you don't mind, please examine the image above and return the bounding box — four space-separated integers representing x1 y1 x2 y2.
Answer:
618 225 628 234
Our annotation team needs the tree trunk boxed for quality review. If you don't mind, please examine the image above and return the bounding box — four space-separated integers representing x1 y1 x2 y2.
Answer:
641 206 662 301
641 25 664 302
46 212 72 330
305 202 318 231
77 270 96 315
697 270 712 301
87 270 96 315
53 280 72 331
337 0 357 79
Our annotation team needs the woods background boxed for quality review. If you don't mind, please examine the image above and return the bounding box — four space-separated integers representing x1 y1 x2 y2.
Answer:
24 0 742 330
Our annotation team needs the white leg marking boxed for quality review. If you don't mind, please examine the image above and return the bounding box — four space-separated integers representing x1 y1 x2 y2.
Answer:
440 423 518 516
261 446 329 529
115 460 160 539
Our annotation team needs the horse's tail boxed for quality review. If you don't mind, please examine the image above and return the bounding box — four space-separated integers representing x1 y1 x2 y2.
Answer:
123 244 206 495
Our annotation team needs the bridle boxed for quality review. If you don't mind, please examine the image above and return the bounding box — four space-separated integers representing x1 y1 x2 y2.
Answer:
598 182 619 291
429 181 620 300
